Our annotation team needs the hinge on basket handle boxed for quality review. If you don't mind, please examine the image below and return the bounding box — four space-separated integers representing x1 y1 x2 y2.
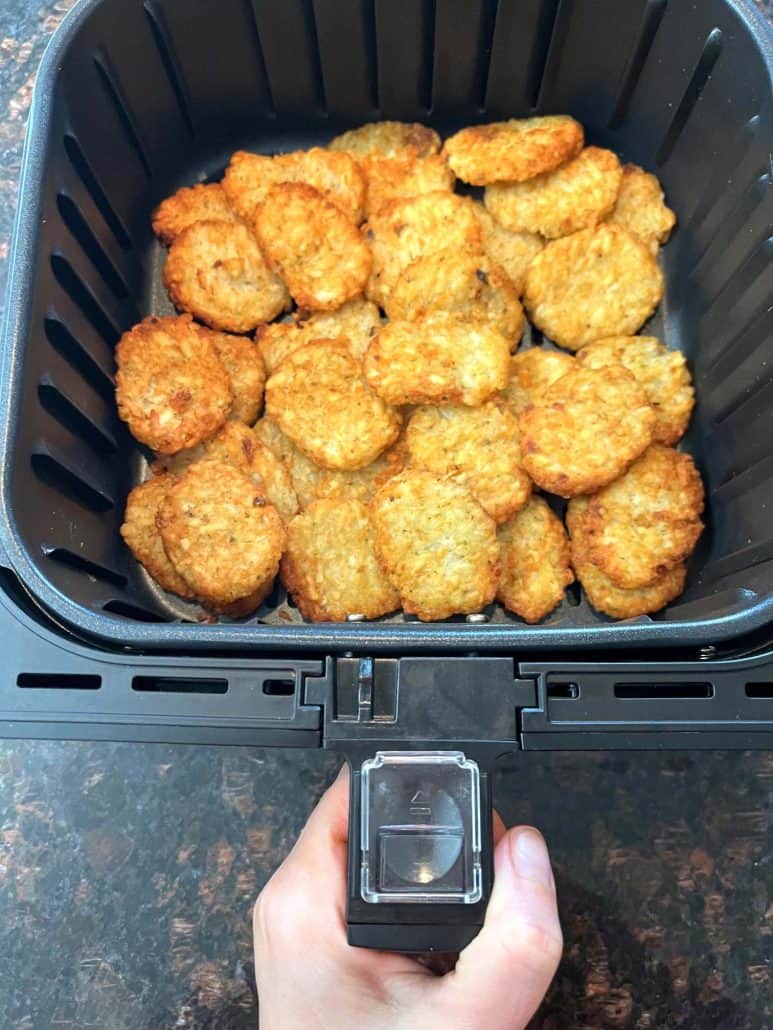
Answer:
319 656 537 754
336 657 377 722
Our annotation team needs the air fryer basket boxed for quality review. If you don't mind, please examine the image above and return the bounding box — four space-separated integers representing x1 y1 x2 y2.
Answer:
0 0 771 653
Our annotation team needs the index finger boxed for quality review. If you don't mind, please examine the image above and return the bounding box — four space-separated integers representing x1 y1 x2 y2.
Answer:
284 762 351 883
254 762 351 954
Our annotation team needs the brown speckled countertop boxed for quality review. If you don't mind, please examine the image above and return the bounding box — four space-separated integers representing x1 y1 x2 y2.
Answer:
0 3 772 1028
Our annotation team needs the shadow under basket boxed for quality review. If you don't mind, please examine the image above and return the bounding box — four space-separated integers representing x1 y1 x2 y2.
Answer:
0 0 771 653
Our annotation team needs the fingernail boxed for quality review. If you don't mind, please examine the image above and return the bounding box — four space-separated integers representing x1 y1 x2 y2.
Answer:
335 762 350 782
510 828 554 891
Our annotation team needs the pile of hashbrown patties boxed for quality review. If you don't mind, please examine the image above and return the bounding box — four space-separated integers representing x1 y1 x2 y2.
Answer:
116 115 704 624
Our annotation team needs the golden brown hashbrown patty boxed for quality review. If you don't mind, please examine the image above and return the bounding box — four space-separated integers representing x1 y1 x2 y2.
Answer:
253 417 326 510
584 444 704 589
364 191 482 308
484 146 623 239
474 203 545 295
363 315 510 407
443 115 584 185
152 183 239 246
280 498 400 621
222 147 365 223
158 460 285 613
255 183 372 311
609 163 676 254
329 122 441 160
370 470 499 621
497 497 574 623
154 421 299 525
523 224 664 351
115 315 232 454
567 498 687 619
385 248 525 345
519 365 655 496
164 220 290 333
406 403 531 524
360 154 455 218
120 475 194 598
209 331 266 426
265 339 401 471
577 336 694 445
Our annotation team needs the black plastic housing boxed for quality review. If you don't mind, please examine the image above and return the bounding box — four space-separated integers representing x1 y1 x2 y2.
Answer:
0 0 772 654
2 581 772 750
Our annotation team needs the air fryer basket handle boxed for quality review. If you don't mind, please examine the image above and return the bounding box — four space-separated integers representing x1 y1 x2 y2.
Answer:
313 656 527 951
345 751 495 953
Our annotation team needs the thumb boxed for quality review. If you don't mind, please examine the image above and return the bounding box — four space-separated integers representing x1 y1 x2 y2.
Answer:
443 826 563 1028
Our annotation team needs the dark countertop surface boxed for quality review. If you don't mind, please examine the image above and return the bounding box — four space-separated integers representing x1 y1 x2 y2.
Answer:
0 2 772 1028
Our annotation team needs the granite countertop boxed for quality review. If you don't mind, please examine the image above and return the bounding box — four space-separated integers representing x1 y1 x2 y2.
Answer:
0 3 772 1028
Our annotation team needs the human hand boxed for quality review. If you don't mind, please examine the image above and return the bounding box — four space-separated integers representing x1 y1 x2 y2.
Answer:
253 764 562 1029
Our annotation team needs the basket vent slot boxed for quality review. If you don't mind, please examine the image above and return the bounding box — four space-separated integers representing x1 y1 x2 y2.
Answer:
17 673 101 690
713 439 773 497
476 0 500 109
608 0 667 128
103 599 168 622
44 317 115 403
362 0 379 109
43 546 126 587
50 254 121 348
63 133 133 252
614 682 714 699
746 683 773 699
698 538 773 588
32 453 115 513
313 0 380 113
38 380 117 457
93 50 153 177
262 678 295 696
564 580 581 607
143 0 196 136
712 348 773 428
685 113 762 234
701 292 773 383
698 235 773 330
689 170 770 280
133 676 228 694
713 379 773 433
423 0 437 111
248 0 325 115
244 0 276 114
657 28 723 165
56 193 129 301
303 0 327 113
530 0 563 109
547 682 579 699
703 302 772 390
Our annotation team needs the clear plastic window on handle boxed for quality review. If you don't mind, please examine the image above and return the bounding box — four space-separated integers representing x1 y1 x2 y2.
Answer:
360 751 482 905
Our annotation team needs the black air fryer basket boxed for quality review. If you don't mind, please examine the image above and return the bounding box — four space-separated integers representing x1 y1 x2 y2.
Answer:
0 0 772 951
